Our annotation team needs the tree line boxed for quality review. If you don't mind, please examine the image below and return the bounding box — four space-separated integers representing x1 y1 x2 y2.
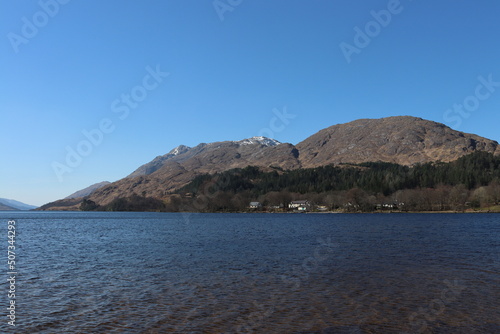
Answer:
172 151 500 212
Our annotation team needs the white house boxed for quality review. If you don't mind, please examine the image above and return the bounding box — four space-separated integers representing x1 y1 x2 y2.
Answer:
249 202 262 209
288 200 310 211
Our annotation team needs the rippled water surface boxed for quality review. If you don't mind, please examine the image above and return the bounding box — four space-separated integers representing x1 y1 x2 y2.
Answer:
1 212 499 333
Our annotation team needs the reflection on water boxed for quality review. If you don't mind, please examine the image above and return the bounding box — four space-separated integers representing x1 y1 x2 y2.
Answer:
1 212 499 333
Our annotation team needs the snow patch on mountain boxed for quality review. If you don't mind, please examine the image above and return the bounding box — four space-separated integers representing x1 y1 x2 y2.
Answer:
237 136 281 147
168 145 191 156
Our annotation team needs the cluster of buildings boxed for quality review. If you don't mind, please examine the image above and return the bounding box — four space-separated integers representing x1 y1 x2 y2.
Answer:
249 200 326 212
249 200 405 212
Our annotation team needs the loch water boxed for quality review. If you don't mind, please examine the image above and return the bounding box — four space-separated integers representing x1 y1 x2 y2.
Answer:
0 212 498 333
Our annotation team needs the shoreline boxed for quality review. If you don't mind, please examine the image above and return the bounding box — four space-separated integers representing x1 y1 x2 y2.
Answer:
15 209 500 214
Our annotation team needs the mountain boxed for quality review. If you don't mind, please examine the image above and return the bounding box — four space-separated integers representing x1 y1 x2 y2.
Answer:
0 203 18 211
88 136 300 206
65 181 111 199
36 181 112 211
127 145 191 178
297 116 499 167
126 137 284 178
0 198 37 210
40 116 499 209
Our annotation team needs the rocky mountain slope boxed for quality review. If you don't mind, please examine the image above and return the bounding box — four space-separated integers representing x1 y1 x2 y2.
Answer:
88 137 301 206
41 116 499 209
65 181 111 199
297 116 498 167
127 137 287 178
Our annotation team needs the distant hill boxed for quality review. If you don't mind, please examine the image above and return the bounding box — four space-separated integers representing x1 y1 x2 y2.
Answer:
34 182 110 211
39 116 499 209
0 198 37 210
65 181 111 199
37 198 84 211
0 203 18 211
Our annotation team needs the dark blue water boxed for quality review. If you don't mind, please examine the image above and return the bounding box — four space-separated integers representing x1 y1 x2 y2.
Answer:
0 212 498 333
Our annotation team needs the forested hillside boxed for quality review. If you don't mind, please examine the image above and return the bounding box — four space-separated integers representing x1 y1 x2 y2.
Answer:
171 151 500 212
79 151 500 212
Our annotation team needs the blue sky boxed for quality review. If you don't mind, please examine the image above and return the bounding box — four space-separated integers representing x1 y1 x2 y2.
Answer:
2 0 500 206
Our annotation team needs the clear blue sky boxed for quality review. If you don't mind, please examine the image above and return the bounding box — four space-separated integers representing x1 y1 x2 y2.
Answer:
2 0 500 206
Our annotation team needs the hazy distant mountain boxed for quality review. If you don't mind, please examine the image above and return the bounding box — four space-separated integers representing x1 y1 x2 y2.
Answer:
40 116 499 209
0 198 37 210
65 181 111 199
0 203 18 211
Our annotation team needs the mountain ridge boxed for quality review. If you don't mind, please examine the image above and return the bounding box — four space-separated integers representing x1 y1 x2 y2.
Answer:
40 116 499 209
297 116 498 167
0 198 38 210
127 136 282 178
0 203 18 211
65 181 111 199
